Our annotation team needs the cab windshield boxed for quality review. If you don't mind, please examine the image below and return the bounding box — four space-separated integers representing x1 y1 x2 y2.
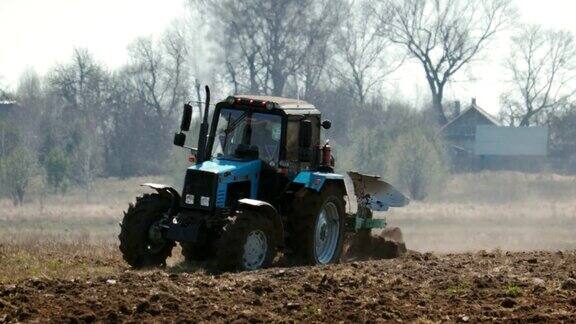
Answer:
212 108 282 165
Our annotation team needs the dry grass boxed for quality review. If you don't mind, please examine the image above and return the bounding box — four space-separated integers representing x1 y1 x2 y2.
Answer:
0 176 167 245
0 242 122 284
0 176 169 282
0 171 575 280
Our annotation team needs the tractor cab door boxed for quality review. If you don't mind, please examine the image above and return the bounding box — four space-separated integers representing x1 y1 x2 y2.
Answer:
285 114 321 171
252 114 288 204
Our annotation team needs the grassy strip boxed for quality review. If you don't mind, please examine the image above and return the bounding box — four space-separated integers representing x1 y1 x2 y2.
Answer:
0 242 123 284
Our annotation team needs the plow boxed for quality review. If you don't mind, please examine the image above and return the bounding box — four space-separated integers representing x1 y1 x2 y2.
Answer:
344 171 408 261
119 87 409 271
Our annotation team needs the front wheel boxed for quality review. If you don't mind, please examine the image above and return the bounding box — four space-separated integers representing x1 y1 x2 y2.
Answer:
118 194 175 268
215 210 276 271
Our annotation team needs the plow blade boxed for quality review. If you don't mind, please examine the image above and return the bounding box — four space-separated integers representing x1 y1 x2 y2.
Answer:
347 171 409 211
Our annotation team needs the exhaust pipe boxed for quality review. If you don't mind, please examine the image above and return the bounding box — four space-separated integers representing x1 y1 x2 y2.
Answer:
197 86 211 163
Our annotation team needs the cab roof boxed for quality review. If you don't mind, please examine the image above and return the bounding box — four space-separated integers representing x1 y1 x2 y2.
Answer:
231 95 320 115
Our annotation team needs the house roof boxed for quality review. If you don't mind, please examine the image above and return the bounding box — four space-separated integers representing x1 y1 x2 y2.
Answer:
441 100 500 131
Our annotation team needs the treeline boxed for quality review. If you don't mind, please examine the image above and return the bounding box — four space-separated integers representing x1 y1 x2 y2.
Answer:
2 0 576 205
0 30 191 204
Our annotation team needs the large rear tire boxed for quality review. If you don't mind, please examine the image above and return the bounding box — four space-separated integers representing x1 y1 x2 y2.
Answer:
215 210 276 271
118 193 175 268
289 183 346 265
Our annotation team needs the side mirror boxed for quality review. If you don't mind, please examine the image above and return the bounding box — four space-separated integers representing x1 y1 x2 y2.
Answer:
174 132 186 147
321 120 332 129
299 120 312 162
180 103 193 131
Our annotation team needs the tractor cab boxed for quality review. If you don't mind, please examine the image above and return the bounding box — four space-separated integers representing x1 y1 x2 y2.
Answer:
177 95 333 212
208 96 330 174
208 95 326 174
210 96 325 204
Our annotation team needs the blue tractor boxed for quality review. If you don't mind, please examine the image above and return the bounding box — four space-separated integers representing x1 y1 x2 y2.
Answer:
119 87 408 271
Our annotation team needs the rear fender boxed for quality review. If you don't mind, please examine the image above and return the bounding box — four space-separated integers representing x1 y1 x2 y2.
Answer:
237 198 284 248
292 171 346 193
141 183 181 215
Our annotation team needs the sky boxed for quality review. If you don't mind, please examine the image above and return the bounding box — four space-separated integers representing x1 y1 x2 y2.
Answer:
2 0 576 115
0 0 186 85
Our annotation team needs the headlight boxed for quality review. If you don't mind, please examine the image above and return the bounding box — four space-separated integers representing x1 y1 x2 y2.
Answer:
185 194 195 205
200 196 210 207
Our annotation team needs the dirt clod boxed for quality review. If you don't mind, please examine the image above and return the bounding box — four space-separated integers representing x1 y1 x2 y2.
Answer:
344 227 407 261
79 312 96 322
501 298 517 308
561 278 576 290
136 300 150 313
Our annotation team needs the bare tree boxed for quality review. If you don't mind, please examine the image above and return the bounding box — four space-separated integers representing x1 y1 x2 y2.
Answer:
47 49 110 197
197 0 343 97
17 69 42 110
297 0 344 100
373 0 514 125
16 70 43 146
500 25 576 126
333 1 403 107
0 87 11 101
128 25 189 132
228 1 265 94
49 49 109 116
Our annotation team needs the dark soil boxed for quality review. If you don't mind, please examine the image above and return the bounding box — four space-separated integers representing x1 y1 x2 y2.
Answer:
1 250 576 322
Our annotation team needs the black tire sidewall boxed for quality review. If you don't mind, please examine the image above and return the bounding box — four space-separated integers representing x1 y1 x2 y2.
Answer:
118 194 174 268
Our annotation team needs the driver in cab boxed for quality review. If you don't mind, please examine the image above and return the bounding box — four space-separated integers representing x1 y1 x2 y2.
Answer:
249 118 281 167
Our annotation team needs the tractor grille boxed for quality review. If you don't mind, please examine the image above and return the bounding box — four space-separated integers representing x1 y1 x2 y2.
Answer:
182 169 218 209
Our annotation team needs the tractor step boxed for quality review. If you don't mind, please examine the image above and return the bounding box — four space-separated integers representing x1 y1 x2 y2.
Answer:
162 222 201 243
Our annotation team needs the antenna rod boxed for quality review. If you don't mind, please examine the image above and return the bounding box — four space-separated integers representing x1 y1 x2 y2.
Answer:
296 79 300 107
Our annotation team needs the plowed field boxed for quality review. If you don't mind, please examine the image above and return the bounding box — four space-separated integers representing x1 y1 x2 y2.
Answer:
2 251 576 322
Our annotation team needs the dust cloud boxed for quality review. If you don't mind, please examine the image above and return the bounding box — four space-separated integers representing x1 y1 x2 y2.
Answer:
384 172 576 253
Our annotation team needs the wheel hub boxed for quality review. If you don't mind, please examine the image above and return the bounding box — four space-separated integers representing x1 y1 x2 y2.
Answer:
146 221 166 253
314 202 340 264
320 223 327 240
243 230 268 270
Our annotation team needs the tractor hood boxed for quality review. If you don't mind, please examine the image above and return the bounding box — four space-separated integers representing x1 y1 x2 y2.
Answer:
183 159 262 208
188 159 262 176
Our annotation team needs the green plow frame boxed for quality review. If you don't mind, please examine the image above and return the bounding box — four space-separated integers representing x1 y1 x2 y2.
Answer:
347 214 387 231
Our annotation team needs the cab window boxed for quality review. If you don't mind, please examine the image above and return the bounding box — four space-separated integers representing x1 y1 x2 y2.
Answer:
212 108 282 166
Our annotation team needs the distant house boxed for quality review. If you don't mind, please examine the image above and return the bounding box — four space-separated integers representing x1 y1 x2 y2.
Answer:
442 98 500 151
441 98 500 170
0 100 18 119
441 98 548 171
